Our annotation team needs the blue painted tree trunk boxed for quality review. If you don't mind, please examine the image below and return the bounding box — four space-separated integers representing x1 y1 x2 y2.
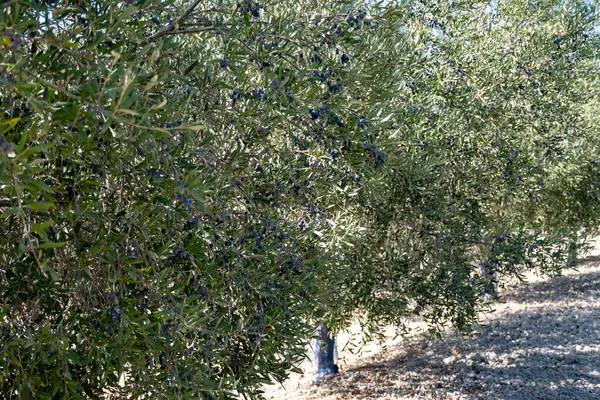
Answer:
314 323 338 380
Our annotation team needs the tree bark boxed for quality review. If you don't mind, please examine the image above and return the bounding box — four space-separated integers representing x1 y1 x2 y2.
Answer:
314 323 338 379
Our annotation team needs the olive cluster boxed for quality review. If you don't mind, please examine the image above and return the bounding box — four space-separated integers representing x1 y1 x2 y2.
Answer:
362 139 387 169
93 291 123 336
2 98 30 118
229 86 267 106
345 8 376 30
237 1 262 18
313 69 344 94
247 31 280 50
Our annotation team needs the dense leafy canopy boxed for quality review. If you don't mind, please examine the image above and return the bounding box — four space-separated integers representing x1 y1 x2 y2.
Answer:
0 0 598 398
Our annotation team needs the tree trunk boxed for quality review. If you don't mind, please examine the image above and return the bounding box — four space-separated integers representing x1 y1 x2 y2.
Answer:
314 323 338 379
567 238 578 267
479 262 498 303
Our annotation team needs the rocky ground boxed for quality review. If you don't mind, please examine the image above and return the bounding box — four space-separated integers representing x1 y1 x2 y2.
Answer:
265 250 600 400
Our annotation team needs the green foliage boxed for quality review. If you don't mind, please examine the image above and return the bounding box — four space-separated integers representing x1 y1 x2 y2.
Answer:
327 0 600 335
0 0 598 398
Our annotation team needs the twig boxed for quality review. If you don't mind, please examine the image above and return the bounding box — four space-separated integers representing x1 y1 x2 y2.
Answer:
151 27 218 38
141 0 206 45
22 69 82 102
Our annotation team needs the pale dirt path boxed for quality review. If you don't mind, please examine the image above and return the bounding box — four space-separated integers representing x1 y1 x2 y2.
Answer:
264 239 600 400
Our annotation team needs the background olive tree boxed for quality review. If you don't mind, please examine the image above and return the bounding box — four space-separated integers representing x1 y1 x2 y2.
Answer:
320 0 600 336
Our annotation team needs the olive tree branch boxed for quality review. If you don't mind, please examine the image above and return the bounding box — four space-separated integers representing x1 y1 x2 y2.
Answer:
150 27 219 38
142 0 208 45
21 68 82 102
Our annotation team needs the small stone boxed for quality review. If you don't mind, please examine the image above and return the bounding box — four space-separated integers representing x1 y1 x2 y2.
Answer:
563 353 577 364
353 373 366 382
443 356 456 364
469 353 484 364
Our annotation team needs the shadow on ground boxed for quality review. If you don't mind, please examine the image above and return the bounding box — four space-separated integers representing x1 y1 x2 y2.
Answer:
499 266 600 304
575 254 600 264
